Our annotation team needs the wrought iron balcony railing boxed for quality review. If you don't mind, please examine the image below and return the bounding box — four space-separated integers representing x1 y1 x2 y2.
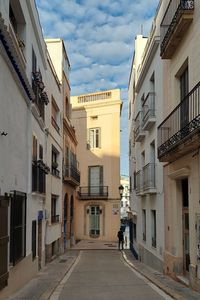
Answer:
158 81 200 160
143 163 156 190
160 0 194 58
142 92 156 130
78 186 108 199
64 164 80 186
135 111 145 142
136 170 143 194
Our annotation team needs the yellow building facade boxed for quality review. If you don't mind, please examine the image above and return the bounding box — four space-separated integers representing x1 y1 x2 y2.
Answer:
71 89 122 241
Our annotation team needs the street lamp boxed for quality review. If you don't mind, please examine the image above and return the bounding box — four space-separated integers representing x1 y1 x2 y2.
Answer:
118 184 124 198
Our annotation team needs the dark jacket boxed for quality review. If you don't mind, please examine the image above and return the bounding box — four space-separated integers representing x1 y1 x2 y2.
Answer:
117 230 124 241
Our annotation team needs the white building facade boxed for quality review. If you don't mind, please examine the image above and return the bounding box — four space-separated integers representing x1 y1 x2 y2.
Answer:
120 175 130 220
157 0 200 290
128 4 165 272
0 0 50 297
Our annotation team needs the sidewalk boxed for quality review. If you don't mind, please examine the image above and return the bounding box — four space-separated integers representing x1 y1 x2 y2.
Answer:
122 250 200 300
8 250 79 300
7 242 200 300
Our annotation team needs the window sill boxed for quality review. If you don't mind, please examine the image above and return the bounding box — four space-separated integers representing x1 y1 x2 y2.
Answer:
32 192 46 198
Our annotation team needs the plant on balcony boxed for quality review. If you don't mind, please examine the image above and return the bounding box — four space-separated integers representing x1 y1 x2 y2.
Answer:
52 161 58 169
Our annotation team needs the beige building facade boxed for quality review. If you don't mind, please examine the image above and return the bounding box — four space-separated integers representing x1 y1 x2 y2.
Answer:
71 90 122 241
157 0 200 290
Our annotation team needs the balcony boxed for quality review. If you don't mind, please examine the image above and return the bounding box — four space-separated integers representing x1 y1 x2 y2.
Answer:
136 170 144 195
160 0 194 59
64 164 80 186
143 163 156 194
158 81 200 162
142 93 156 131
78 186 108 200
135 112 145 142
51 215 59 223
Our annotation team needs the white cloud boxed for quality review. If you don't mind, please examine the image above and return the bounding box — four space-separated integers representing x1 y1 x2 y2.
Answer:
36 0 160 175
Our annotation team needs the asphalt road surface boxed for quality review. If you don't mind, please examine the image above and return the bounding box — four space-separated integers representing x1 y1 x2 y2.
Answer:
51 250 173 300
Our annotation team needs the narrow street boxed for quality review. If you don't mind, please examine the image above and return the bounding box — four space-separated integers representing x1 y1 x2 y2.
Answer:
51 250 172 300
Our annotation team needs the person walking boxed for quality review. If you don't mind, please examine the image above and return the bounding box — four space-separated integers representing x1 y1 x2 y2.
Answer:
117 228 124 250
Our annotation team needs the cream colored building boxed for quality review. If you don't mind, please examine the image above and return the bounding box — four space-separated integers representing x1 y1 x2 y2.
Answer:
71 90 122 241
157 0 200 290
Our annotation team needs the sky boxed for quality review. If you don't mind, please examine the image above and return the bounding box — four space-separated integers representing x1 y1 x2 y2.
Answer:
36 0 159 176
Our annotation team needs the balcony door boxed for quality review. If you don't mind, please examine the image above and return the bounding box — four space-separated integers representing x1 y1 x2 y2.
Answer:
180 67 189 130
89 166 103 196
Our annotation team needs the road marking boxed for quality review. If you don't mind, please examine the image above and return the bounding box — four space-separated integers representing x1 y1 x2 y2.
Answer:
49 251 82 300
122 252 174 300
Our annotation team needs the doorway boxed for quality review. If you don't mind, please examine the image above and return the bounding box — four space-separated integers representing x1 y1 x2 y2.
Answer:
182 178 190 275
89 205 100 237
180 67 189 131
38 220 42 269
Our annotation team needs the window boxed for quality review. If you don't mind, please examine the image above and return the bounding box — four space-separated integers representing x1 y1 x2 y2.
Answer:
10 191 26 265
180 67 189 129
89 128 101 149
151 210 157 248
88 166 104 196
65 96 70 118
142 209 146 241
9 0 26 54
51 97 60 132
32 49 47 120
32 136 46 193
52 147 59 177
51 195 59 223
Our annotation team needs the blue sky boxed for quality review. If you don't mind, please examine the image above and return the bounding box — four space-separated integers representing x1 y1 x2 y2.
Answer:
36 0 159 176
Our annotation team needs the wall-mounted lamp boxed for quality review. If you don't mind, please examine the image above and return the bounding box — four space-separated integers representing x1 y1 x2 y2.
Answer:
118 184 124 199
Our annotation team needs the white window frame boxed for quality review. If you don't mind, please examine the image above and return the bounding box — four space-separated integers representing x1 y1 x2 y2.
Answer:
89 128 101 149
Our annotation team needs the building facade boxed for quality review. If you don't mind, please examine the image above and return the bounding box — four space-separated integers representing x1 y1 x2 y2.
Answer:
45 39 80 250
120 175 130 220
71 90 122 241
0 0 50 297
129 9 165 272
157 0 200 290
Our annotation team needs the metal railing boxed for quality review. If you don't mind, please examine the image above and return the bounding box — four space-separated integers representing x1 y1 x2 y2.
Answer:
135 111 143 139
78 186 108 198
136 170 143 193
143 163 156 190
158 81 200 158
160 0 194 55
65 164 80 184
142 93 155 127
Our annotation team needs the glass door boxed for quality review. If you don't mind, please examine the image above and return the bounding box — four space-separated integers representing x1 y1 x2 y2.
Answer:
89 206 100 236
